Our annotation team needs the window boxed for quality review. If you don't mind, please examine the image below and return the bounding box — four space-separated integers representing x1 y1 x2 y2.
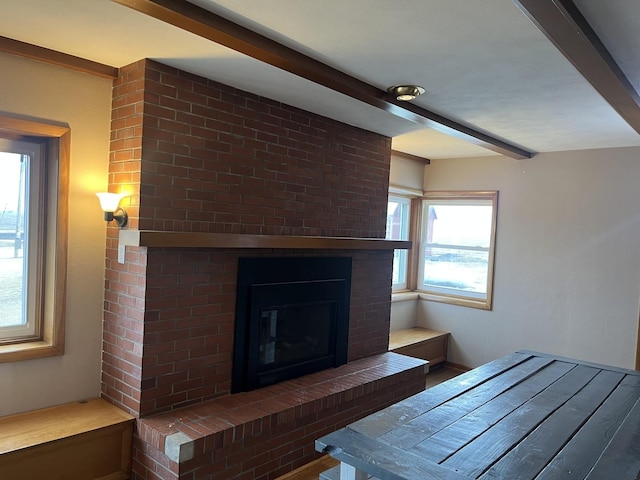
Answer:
0 116 69 362
0 140 43 341
386 195 411 290
418 191 498 309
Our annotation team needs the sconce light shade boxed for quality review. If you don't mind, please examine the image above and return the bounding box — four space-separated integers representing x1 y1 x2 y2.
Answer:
96 192 128 227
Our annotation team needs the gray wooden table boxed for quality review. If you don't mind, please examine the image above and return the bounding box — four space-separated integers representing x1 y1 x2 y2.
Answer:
316 350 640 480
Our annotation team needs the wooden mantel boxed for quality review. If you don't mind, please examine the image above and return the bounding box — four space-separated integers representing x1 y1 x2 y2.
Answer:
118 230 411 251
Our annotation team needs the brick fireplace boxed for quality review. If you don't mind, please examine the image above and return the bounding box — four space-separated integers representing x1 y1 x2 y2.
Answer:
101 59 427 480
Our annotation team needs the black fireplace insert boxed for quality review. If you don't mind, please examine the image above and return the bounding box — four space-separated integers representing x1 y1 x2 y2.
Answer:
232 257 352 393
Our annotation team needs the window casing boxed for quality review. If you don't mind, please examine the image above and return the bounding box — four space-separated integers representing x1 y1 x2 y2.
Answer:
0 116 68 362
418 191 498 309
386 195 411 290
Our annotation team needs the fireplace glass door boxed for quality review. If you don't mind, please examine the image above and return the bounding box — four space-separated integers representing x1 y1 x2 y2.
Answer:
258 301 335 370
233 257 352 393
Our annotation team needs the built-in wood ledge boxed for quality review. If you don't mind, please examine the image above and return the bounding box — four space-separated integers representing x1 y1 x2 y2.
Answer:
0 398 133 479
119 230 411 250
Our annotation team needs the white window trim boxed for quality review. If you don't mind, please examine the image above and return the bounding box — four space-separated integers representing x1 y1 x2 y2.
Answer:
0 141 45 341
387 193 412 291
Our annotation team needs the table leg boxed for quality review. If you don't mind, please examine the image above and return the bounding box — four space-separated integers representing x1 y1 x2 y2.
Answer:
339 461 368 480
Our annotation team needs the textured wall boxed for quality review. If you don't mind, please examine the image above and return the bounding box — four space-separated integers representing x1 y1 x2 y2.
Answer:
420 150 640 370
0 52 112 417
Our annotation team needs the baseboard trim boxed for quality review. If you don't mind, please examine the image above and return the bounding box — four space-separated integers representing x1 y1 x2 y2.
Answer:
442 361 471 372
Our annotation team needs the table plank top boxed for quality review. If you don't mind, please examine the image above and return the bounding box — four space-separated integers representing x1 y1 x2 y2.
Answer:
316 351 640 480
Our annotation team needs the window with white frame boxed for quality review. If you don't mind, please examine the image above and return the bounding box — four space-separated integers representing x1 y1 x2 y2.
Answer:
0 117 68 361
418 191 498 309
386 195 411 290
0 140 44 342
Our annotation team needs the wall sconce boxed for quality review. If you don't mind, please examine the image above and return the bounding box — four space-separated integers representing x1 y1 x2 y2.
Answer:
96 192 128 227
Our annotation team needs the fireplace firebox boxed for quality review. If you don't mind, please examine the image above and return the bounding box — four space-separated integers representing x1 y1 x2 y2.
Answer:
232 257 352 393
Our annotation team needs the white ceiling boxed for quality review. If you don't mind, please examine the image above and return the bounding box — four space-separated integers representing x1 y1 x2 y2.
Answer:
2 0 640 159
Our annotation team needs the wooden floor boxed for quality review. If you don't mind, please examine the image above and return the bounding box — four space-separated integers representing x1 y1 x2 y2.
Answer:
275 366 463 480
276 456 339 480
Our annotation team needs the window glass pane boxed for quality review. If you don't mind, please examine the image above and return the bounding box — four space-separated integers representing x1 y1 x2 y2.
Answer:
428 205 492 247
0 152 27 328
387 196 410 289
422 246 489 294
392 249 407 286
386 199 409 241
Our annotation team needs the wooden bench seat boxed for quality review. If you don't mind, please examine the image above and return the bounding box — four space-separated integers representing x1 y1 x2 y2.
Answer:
389 327 449 365
0 397 134 480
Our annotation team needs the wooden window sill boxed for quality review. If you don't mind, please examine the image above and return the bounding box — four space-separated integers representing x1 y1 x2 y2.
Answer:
391 291 420 302
0 340 64 363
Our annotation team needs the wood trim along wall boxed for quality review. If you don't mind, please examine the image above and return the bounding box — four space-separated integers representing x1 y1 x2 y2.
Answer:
0 116 69 137
406 197 422 292
111 0 533 160
51 131 70 357
0 36 118 79
391 149 431 165
513 0 640 136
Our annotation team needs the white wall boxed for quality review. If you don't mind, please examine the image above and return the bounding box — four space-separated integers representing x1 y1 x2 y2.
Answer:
390 295 419 331
389 153 425 191
419 148 640 369
0 53 112 416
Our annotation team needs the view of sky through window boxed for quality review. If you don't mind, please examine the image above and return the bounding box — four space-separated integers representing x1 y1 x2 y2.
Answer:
0 151 27 328
428 205 492 247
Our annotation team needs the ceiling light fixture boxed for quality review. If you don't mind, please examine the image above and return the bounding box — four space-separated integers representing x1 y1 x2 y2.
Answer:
387 85 426 101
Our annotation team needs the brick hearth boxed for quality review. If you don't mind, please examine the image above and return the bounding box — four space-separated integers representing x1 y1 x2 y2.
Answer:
137 353 427 479
100 59 424 480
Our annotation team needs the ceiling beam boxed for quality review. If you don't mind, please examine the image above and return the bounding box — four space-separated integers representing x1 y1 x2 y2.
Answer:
391 150 430 165
514 0 640 136
0 36 118 79
112 0 532 159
